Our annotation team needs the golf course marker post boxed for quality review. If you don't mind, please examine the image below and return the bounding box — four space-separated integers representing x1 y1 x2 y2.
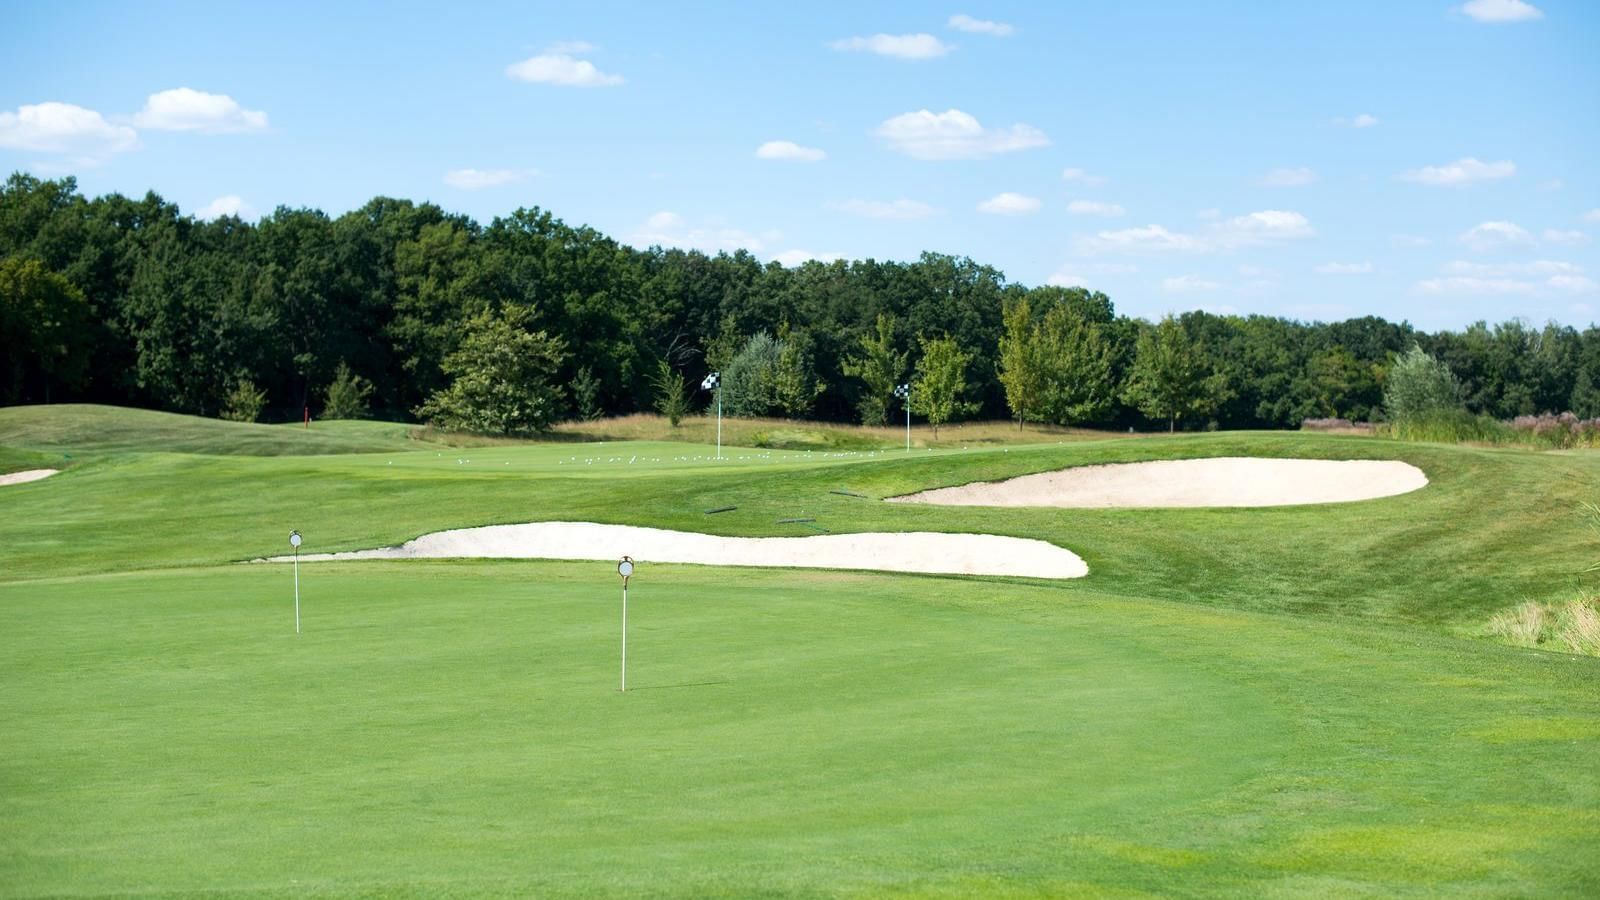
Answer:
288 530 302 634
617 556 634 692
701 372 722 460
894 383 911 451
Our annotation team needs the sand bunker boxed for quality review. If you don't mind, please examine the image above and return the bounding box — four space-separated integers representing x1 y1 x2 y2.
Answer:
265 521 1088 579
889 457 1427 509
0 469 57 487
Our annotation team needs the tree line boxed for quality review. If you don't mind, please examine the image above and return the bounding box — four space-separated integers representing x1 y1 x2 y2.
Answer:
4 172 1600 433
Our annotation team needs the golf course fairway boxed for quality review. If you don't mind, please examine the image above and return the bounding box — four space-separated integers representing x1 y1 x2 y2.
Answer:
1 406 1597 896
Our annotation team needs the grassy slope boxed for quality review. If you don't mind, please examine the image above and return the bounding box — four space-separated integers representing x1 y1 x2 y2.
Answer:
0 404 422 457
1 405 1597 896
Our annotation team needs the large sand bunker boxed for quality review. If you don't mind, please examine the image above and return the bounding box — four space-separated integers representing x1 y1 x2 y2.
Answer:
0 469 57 487
266 521 1088 579
889 457 1427 509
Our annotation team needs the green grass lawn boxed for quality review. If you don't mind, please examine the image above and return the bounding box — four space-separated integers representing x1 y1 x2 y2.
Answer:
1 405 1597 896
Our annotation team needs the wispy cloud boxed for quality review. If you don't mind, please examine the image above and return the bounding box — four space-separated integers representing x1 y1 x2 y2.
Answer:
948 14 1014 36
1076 210 1314 255
1457 0 1544 23
875 108 1047 159
1333 113 1380 128
1400 157 1515 186
1315 261 1373 275
977 192 1041 215
830 33 952 60
830 198 939 220
755 140 826 162
1459 220 1535 252
1258 167 1317 187
1067 199 1125 217
628 211 780 254
772 249 845 267
506 43 623 87
1163 274 1222 293
1061 167 1106 186
444 168 535 190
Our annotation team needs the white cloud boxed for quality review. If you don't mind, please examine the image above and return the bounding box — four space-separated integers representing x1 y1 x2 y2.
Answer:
1238 265 1266 277
1400 157 1516 186
977 192 1041 215
1333 113 1380 128
1047 272 1091 288
1585 209 1600 223
1391 234 1433 249
195 195 257 221
755 140 826 162
1457 0 1544 22
830 33 952 60
1163 274 1222 293
1442 259 1583 277
1067 199 1125 217
1459 220 1535 252
0 101 138 159
1215 210 1315 245
1258 167 1317 187
1061 167 1106 186
1076 210 1313 255
629 210 779 254
1543 228 1588 246
506 44 624 87
875 108 1048 160
1418 260 1593 295
132 88 267 133
1315 262 1373 275
772 249 845 267
1077 224 1205 255
830 198 939 220
444 168 534 190
948 14 1014 36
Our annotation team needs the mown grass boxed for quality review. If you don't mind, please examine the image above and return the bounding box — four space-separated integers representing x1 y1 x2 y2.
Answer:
1 404 1597 896
552 412 1130 451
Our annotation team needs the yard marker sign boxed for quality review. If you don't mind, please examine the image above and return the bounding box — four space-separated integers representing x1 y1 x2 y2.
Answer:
288 530 302 633
617 556 635 692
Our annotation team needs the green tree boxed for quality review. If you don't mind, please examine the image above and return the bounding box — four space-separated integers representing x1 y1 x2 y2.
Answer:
997 299 1045 428
1384 345 1464 423
571 366 604 420
322 362 373 419
1123 315 1230 432
1036 302 1115 426
911 335 977 438
0 256 92 403
772 325 824 418
651 359 689 426
221 380 267 422
416 306 568 434
842 313 907 426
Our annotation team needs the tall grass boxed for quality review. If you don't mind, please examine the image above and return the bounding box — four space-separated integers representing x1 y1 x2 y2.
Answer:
1380 410 1600 449
1483 502 1600 656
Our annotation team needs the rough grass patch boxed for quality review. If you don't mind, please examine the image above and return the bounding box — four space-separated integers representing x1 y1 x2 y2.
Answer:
1483 595 1600 656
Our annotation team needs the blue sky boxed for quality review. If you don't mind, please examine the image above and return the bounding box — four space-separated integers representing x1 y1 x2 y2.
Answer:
2 0 1596 330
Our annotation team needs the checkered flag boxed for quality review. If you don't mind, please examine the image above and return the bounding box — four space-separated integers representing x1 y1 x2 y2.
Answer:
893 383 910 400
701 371 721 391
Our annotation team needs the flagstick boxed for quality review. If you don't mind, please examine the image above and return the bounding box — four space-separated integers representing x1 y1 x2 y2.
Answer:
293 544 301 634
620 578 627 692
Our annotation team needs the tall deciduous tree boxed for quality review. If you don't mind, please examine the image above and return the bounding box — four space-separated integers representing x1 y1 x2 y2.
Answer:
416 306 567 434
1123 315 1230 432
997 299 1044 428
912 335 977 438
842 313 907 425
1036 302 1115 426
0 256 92 403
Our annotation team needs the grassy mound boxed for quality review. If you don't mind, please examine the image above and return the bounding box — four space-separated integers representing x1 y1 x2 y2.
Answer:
0 404 421 456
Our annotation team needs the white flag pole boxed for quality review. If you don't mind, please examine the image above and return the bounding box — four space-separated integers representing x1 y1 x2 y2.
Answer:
289 530 303 634
617 557 634 692
716 387 722 460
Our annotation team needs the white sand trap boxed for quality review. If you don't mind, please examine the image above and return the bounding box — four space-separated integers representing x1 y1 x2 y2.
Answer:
0 469 57 487
889 457 1427 509
266 521 1088 579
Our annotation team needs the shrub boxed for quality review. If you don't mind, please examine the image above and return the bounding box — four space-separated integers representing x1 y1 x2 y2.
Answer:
416 307 567 435
651 359 689 427
571 367 604 421
1384 345 1464 423
322 363 373 420
221 380 267 423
